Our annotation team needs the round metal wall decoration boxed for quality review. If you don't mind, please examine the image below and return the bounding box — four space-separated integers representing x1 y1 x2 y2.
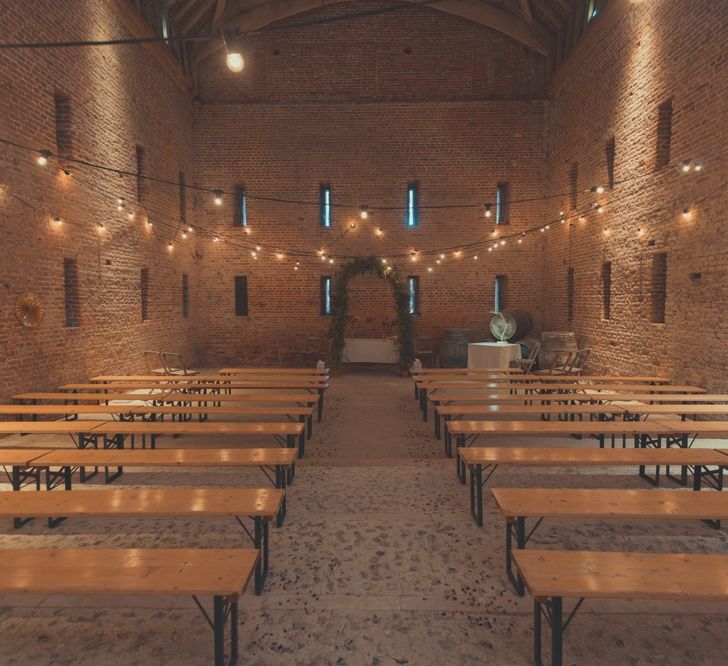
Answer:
15 292 44 327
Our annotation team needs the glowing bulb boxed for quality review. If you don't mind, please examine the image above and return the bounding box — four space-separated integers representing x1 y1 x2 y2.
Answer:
454 250 462 258
436 259 441 264
213 235 220 242
321 255 327 261
694 160 703 172
681 160 691 173
188 226 193 233
473 255 479 260
545 225 550 230
540 227 545 232
491 230 497 237
597 205 605 214
116 198 124 212
439 253 445 260
637 228 644 236
36 150 50 166
251 251 257 258
329 258 334 264
359 206 369 220
488 247 493 252
244 226 251 234
427 266 433 272
500 239 506 246
578 216 586 223
559 211 564 217
168 242 174 251
484 203 492 218
603 228 610 236
375 227 383 237
182 232 188 239
596 185 605 194
256 245 261 251
226 52 244 73
53 216 62 226
682 208 691 219
127 212 135 221
276 252 284 260
410 251 417 261
147 221 153 229
97 222 105 232
518 238 523 244
213 190 223 206
381 258 387 264
294 266 299 271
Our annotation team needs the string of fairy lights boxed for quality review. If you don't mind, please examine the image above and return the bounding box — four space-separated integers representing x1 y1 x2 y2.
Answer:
1 133 726 273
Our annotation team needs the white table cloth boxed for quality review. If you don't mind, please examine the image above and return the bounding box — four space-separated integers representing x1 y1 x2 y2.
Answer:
342 338 399 364
467 342 521 369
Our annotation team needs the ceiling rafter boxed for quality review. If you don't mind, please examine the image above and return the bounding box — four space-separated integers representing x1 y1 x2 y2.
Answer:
518 0 534 24
181 0 216 33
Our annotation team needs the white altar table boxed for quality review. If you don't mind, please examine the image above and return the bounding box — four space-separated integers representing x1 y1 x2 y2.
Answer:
467 342 521 369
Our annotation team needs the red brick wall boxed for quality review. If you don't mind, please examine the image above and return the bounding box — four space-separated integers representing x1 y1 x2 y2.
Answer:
0 0 197 400
542 0 728 388
191 5 548 366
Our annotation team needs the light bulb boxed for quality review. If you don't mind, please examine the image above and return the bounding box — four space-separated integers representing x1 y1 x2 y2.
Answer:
682 208 691 219
436 259 441 264
213 235 220 242
681 160 691 173
213 190 223 206
360 206 369 220
329 258 334 264
168 242 174 251
276 253 284 260
53 216 62 226
294 266 299 271
694 160 703 172
439 253 445 260
188 226 193 233
427 267 433 272
255 245 261 251
500 239 506 246
36 150 50 166
518 238 523 244
596 186 605 194
226 52 244 73
473 255 479 260
545 225 550 230
410 252 417 261
128 212 135 221
488 246 493 252
597 205 604 214
484 203 492 218
375 227 383 237
251 251 257 257
147 221 153 228
182 232 188 239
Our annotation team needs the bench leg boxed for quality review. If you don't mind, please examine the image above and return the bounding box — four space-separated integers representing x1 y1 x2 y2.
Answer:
275 465 287 527
434 410 441 440
469 464 489 527
212 595 238 666
11 466 38 529
254 517 269 595
317 390 324 423
550 597 563 666
297 419 306 457
456 435 466 484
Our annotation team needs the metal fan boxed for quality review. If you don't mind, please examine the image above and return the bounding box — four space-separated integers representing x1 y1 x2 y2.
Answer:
490 311 516 342
15 292 44 328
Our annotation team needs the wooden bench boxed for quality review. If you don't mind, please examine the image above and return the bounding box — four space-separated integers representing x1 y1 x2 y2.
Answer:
220 367 329 374
460 447 728 526
0 547 257 665
492 487 728 595
419 384 705 421
6 447 297 525
0 487 282 594
513 549 728 666
91 373 329 382
434 402 629 445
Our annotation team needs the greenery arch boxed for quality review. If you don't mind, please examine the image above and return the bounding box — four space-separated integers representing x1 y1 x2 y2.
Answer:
328 256 415 372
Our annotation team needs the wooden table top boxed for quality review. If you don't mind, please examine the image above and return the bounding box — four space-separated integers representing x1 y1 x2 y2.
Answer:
436 404 629 416
92 373 328 382
412 368 523 375
220 367 329 374
0 449 53 466
426 382 705 393
0 405 133 416
625 404 728 416
0 421 110 435
417 375 671 385
0 420 304 437
430 391 728 404
13 392 153 403
33 447 298 468
513 550 728 602
61 381 329 391
447 419 678 436
13 391 320 404
459 446 728 467
125 405 315 416
0 548 258 597
0 487 284 518
492 487 728 520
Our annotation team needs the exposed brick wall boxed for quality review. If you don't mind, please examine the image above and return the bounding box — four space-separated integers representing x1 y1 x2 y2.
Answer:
542 0 728 388
0 0 198 400
191 4 549 366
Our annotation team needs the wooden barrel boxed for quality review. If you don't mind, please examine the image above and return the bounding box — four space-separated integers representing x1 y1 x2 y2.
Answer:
440 328 470 367
501 310 533 341
539 331 577 369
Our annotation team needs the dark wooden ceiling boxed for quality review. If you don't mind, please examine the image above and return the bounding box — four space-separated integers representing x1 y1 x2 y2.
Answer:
161 0 593 77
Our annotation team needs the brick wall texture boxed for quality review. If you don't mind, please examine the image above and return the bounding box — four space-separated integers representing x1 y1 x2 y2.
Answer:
0 0 726 398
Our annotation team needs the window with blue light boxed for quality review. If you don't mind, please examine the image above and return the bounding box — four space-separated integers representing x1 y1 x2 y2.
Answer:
320 184 331 228
235 186 247 227
321 276 332 315
494 274 507 313
496 182 509 224
408 275 420 315
405 182 419 227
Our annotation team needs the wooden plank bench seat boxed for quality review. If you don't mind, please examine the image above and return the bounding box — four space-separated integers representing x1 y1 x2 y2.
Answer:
13 392 157 404
513 549 728 666
492 487 728 596
0 547 257 665
6 447 297 525
461 447 728 526
434 402 629 445
219 367 329 374
61 381 330 391
91 373 329 382
0 487 282 594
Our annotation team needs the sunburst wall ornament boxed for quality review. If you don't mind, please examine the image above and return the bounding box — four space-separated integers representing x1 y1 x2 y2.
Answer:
15 292 44 327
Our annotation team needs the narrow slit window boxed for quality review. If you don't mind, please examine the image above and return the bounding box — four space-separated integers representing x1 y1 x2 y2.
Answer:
235 186 247 227
605 137 615 188
656 99 673 170
321 276 332 315
182 273 189 318
494 274 507 313
602 261 612 319
406 182 419 227
320 185 331 228
178 171 186 224
63 258 80 328
408 276 420 315
234 276 248 316
569 164 578 210
54 93 73 158
496 183 509 224
140 267 149 322
135 145 145 201
567 267 574 321
651 253 667 323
